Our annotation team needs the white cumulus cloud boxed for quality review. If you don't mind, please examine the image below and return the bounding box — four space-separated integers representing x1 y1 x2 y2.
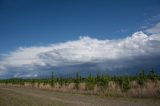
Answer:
0 23 160 78
145 22 160 34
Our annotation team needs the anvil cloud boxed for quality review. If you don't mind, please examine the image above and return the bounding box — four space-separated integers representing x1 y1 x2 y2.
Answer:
0 23 160 78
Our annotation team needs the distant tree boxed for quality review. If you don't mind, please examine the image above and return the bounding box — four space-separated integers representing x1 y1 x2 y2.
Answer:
51 72 55 87
96 72 100 82
86 73 95 90
148 68 158 80
137 69 146 86
118 76 131 91
75 72 81 89
99 74 110 87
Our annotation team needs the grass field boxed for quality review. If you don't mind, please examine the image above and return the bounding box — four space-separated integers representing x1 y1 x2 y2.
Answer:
0 86 160 106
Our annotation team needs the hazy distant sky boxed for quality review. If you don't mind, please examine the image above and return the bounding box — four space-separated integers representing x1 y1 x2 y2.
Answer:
0 0 160 78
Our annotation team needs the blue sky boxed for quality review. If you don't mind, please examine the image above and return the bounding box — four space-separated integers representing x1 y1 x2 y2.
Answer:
0 0 160 78
0 0 160 54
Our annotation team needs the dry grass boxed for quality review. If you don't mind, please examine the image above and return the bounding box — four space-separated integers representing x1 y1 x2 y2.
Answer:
1 80 160 97
128 80 160 97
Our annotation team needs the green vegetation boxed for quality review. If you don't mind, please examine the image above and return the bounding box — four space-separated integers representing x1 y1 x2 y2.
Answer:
0 68 160 92
148 68 158 80
86 73 95 90
137 69 146 86
120 76 131 91
75 72 81 89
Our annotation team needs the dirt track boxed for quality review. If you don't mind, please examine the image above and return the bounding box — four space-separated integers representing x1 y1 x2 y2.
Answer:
0 86 160 106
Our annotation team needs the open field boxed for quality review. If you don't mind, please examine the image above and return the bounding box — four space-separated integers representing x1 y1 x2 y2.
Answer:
0 86 160 106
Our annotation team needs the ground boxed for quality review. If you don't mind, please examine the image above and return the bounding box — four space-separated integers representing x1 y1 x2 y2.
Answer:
0 86 160 106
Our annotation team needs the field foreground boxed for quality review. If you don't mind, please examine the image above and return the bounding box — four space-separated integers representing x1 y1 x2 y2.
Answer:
0 86 160 106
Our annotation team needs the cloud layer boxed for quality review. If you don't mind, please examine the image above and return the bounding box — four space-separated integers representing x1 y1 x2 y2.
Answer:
0 23 160 78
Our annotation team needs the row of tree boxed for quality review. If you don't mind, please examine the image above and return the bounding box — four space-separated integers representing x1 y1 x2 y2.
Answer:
0 68 160 91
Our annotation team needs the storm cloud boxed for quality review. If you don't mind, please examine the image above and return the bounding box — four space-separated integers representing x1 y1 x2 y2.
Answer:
0 23 160 78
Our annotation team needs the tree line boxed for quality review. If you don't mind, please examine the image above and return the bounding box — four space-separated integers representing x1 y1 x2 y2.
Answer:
0 68 160 91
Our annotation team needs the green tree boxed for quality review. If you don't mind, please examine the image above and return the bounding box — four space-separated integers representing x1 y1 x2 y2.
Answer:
137 69 146 86
96 72 100 82
86 74 95 90
118 76 131 91
148 68 158 80
51 72 55 86
75 72 81 89
99 75 110 87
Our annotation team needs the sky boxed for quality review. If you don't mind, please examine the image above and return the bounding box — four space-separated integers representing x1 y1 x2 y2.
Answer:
0 0 160 78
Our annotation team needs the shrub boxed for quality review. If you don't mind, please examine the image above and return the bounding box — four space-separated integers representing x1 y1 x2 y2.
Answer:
148 68 158 80
50 72 55 87
137 69 146 86
119 76 131 91
96 72 100 82
75 72 81 89
99 75 110 88
86 74 95 90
